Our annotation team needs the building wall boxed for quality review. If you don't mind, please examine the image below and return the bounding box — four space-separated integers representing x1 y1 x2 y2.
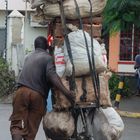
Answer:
109 32 135 73
108 33 120 72
24 13 47 54
6 10 48 76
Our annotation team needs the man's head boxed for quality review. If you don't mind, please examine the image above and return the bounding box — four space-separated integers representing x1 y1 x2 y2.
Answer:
34 36 49 50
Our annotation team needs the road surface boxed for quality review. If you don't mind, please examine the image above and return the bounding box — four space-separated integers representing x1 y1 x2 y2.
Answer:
0 101 140 140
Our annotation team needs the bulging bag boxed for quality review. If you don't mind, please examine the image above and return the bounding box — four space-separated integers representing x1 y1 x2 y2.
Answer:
92 107 124 140
43 0 107 20
43 111 75 140
64 30 107 76
28 0 46 8
53 71 112 110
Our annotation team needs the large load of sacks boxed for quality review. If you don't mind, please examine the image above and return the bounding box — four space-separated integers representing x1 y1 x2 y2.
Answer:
29 0 105 42
28 0 107 19
28 0 124 140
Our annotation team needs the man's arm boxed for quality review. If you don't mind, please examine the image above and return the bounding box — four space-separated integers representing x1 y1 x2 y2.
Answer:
46 56 75 104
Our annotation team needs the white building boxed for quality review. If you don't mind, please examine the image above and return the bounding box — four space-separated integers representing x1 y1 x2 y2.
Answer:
0 0 48 76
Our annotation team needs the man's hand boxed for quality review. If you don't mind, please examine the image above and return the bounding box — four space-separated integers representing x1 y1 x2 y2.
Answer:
48 73 75 105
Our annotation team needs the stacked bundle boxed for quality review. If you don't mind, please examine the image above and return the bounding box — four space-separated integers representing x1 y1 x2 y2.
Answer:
29 0 106 39
29 0 110 106
29 0 107 18
28 1 120 139
53 30 110 109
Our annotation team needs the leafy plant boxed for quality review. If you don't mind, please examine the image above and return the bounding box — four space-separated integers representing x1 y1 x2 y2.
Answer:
103 0 140 35
109 73 131 100
0 58 16 97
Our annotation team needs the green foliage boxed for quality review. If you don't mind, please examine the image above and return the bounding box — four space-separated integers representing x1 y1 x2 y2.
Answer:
0 58 16 97
109 73 131 100
103 0 140 35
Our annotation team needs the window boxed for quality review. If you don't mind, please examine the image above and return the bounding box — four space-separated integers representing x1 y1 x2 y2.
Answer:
0 28 6 57
119 25 140 61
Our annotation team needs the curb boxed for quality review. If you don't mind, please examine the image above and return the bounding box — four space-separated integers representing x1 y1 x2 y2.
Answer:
116 110 140 118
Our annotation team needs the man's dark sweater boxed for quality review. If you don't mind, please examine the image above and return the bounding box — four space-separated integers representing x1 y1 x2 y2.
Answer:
18 48 55 98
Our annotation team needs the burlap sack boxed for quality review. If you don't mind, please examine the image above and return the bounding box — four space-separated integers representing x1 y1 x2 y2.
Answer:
43 0 107 19
43 111 75 140
28 0 63 8
53 88 72 110
53 72 112 110
75 73 112 106
46 0 66 3
28 0 46 8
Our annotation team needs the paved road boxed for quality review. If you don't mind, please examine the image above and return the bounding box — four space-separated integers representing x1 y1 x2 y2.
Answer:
0 104 46 140
0 96 140 140
120 117 140 140
119 96 140 140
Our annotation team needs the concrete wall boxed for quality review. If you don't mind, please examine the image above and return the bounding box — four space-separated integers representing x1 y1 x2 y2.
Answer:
24 13 47 54
109 32 135 73
6 12 24 76
108 33 120 72
6 10 48 76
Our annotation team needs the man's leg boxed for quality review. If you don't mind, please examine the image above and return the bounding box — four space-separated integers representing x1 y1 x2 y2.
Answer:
12 134 23 140
23 90 45 140
10 87 30 140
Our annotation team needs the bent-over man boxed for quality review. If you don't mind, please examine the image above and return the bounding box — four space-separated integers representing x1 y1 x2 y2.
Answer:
9 36 75 140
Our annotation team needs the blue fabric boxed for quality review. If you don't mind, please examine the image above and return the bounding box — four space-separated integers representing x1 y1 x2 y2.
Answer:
135 55 140 65
46 90 53 112
135 68 140 90
134 55 140 69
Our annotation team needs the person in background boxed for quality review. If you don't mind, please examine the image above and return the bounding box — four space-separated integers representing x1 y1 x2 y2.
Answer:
134 54 140 69
9 36 75 140
134 54 140 96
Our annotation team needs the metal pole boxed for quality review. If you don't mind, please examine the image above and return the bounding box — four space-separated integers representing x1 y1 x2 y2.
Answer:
131 24 134 60
24 0 28 52
4 0 8 60
114 76 125 109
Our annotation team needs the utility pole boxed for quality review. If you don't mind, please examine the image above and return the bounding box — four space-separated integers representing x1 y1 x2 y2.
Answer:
24 0 28 53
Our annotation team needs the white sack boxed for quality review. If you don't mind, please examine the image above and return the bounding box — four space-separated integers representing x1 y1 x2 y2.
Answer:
76 107 124 140
54 46 66 77
92 107 124 140
43 0 107 19
101 43 108 65
64 30 107 76
28 0 46 8
28 0 63 8
102 107 124 138
43 111 75 140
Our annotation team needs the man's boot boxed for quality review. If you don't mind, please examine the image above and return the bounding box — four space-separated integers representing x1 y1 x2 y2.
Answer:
12 134 22 140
